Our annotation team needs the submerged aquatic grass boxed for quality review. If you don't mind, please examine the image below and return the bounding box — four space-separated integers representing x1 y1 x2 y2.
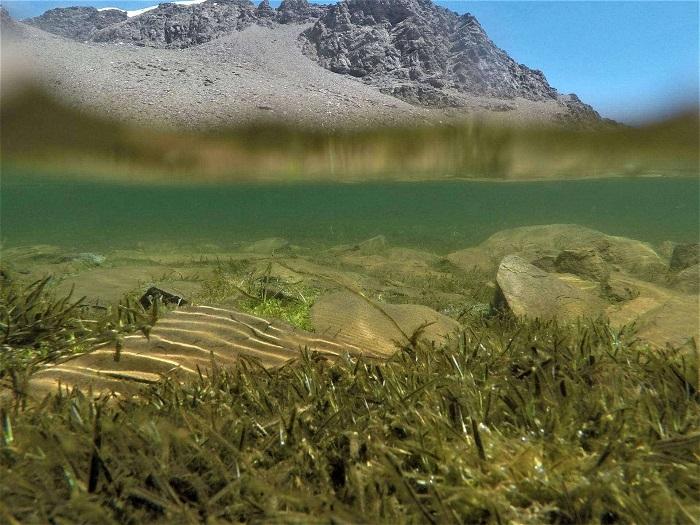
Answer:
198 263 317 330
1 316 698 524
0 274 156 388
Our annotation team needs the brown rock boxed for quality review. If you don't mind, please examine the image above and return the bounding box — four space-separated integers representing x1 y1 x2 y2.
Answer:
24 304 374 400
669 263 699 294
555 248 610 282
606 276 699 349
311 291 460 356
445 246 493 272
495 254 605 322
447 224 666 281
669 243 700 272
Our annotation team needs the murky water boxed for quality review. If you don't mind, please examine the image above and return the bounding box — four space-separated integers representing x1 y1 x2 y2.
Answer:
2 174 698 252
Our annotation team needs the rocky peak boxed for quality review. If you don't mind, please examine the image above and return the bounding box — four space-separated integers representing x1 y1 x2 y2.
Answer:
302 0 559 101
299 0 604 123
89 0 260 48
257 0 276 16
26 6 127 41
277 0 324 24
1 6 22 36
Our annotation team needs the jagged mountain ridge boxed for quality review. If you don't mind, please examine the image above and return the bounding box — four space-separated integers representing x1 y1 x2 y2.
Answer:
23 6 127 40
302 0 567 106
14 1 605 125
25 0 323 45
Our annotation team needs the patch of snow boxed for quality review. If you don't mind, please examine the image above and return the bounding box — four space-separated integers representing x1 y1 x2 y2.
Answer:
126 0 208 18
126 5 158 17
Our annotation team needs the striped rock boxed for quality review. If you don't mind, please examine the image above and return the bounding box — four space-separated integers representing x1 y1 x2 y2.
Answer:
26 305 376 399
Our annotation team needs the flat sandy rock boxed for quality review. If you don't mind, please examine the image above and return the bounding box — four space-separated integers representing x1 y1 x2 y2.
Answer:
243 237 290 255
448 224 667 281
23 305 373 400
669 263 700 294
249 258 374 291
311 291 461 356
495 255 605 322
53 265 208 306
339 251 444 279
606 274 699 349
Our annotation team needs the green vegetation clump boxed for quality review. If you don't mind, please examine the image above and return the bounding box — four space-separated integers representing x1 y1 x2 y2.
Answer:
1 318 697 524
244 297 313 332
198 263 316 331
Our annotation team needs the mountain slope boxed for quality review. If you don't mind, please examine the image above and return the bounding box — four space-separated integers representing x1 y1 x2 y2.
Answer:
10 0 608 127
301 0 601 122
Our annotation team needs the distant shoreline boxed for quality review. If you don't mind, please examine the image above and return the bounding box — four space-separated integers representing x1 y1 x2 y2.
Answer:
3 162 698 188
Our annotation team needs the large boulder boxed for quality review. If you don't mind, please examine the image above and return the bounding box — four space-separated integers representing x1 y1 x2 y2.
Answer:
554 248 610 283
311 290 461 355
494 255 605 322
669 263 699 294
606 274 699 349
669 243 699 272
447 224 666 282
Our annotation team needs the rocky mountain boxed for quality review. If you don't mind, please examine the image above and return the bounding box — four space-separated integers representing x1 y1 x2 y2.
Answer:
90 0 259 47
27 0 323 48
15 0 605 125
302 0 575 108
1 6 24 37
25 6 126 40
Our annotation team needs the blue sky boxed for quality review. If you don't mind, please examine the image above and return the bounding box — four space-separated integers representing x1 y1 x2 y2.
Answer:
443 1 699 124
3 0 698 124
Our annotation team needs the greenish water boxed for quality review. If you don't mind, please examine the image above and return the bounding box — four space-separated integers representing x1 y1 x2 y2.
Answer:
1 175 698 252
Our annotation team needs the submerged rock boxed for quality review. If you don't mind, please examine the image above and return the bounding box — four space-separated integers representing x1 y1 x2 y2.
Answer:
669 263 700 294
448 224 666 282
355 235 388 255
140 286 189 309
59 252 106 266
243 237 290 254
555 248 610 283
669 243 699 272
657 240 677 260
495 255 605 322
26 304 373 399
606 275 699 349
311 290 460 356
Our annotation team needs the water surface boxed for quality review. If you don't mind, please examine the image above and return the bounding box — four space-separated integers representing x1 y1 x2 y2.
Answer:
2 176 697 252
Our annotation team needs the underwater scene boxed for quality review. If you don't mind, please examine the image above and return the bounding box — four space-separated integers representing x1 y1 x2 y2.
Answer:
1 0 699 523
